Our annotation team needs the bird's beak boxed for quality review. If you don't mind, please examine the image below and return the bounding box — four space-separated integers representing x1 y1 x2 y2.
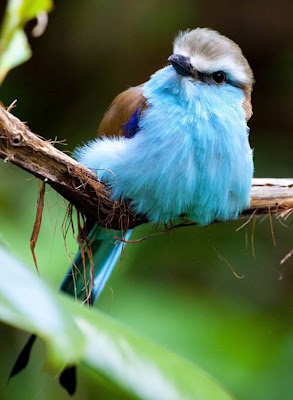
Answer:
168 54 194 77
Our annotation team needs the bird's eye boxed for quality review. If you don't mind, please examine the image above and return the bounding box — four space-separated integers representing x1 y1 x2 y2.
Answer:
211 71 226 84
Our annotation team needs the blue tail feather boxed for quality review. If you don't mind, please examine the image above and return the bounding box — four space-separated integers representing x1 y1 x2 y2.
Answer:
59 225 132 303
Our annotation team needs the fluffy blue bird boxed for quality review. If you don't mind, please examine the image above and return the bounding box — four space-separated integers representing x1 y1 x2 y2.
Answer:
10 28 254 394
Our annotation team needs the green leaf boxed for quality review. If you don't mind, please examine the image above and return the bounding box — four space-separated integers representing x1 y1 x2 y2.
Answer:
0 247 234 400
0 0 53 84
0 246 84 365
14 0 52 22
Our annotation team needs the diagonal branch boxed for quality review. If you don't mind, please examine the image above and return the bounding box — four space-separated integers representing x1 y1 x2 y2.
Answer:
0 105 292 230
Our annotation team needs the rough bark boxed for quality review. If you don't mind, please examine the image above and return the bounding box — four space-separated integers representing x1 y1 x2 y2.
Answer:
0 106 292 230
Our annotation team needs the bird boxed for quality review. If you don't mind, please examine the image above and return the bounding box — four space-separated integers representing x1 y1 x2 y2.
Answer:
9 27 254 394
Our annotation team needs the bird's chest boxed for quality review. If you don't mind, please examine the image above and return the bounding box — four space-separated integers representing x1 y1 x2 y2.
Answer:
134 100 252 224
141 101 244 184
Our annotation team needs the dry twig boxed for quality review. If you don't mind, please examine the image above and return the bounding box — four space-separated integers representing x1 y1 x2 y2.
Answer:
0 106 292 230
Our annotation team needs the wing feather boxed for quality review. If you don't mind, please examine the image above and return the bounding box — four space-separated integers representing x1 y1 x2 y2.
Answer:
97 84 146 138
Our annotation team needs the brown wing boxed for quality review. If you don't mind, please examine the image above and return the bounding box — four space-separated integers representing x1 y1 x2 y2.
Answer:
97 84 147 138
81 87 147 245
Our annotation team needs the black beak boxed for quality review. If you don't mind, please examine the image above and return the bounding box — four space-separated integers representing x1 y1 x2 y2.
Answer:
168 54 194 77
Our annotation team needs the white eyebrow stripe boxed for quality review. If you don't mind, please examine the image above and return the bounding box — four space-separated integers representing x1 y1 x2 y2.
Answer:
190 54 248 84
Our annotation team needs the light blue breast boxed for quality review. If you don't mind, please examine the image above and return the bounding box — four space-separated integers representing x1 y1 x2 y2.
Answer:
75 66 253 225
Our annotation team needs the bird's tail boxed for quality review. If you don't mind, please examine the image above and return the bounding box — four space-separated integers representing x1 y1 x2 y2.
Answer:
9 225 131 394
59 225 131 303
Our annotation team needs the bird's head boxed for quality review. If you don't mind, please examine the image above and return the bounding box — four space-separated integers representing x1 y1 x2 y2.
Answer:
167 28 254 120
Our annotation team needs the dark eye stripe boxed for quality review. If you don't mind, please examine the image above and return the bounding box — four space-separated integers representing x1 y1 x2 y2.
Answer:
197 70 242 88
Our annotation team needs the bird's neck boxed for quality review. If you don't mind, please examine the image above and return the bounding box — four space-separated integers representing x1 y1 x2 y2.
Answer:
143 66 247 131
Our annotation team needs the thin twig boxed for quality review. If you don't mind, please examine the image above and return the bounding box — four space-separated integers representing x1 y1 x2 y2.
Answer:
280 248 293 265
30 181 46 272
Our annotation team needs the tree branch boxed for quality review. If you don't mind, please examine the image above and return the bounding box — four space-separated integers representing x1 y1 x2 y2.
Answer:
0 106 292 230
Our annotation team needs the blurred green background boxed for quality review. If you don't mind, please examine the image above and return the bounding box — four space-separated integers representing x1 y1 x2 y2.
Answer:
0 0 292 399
